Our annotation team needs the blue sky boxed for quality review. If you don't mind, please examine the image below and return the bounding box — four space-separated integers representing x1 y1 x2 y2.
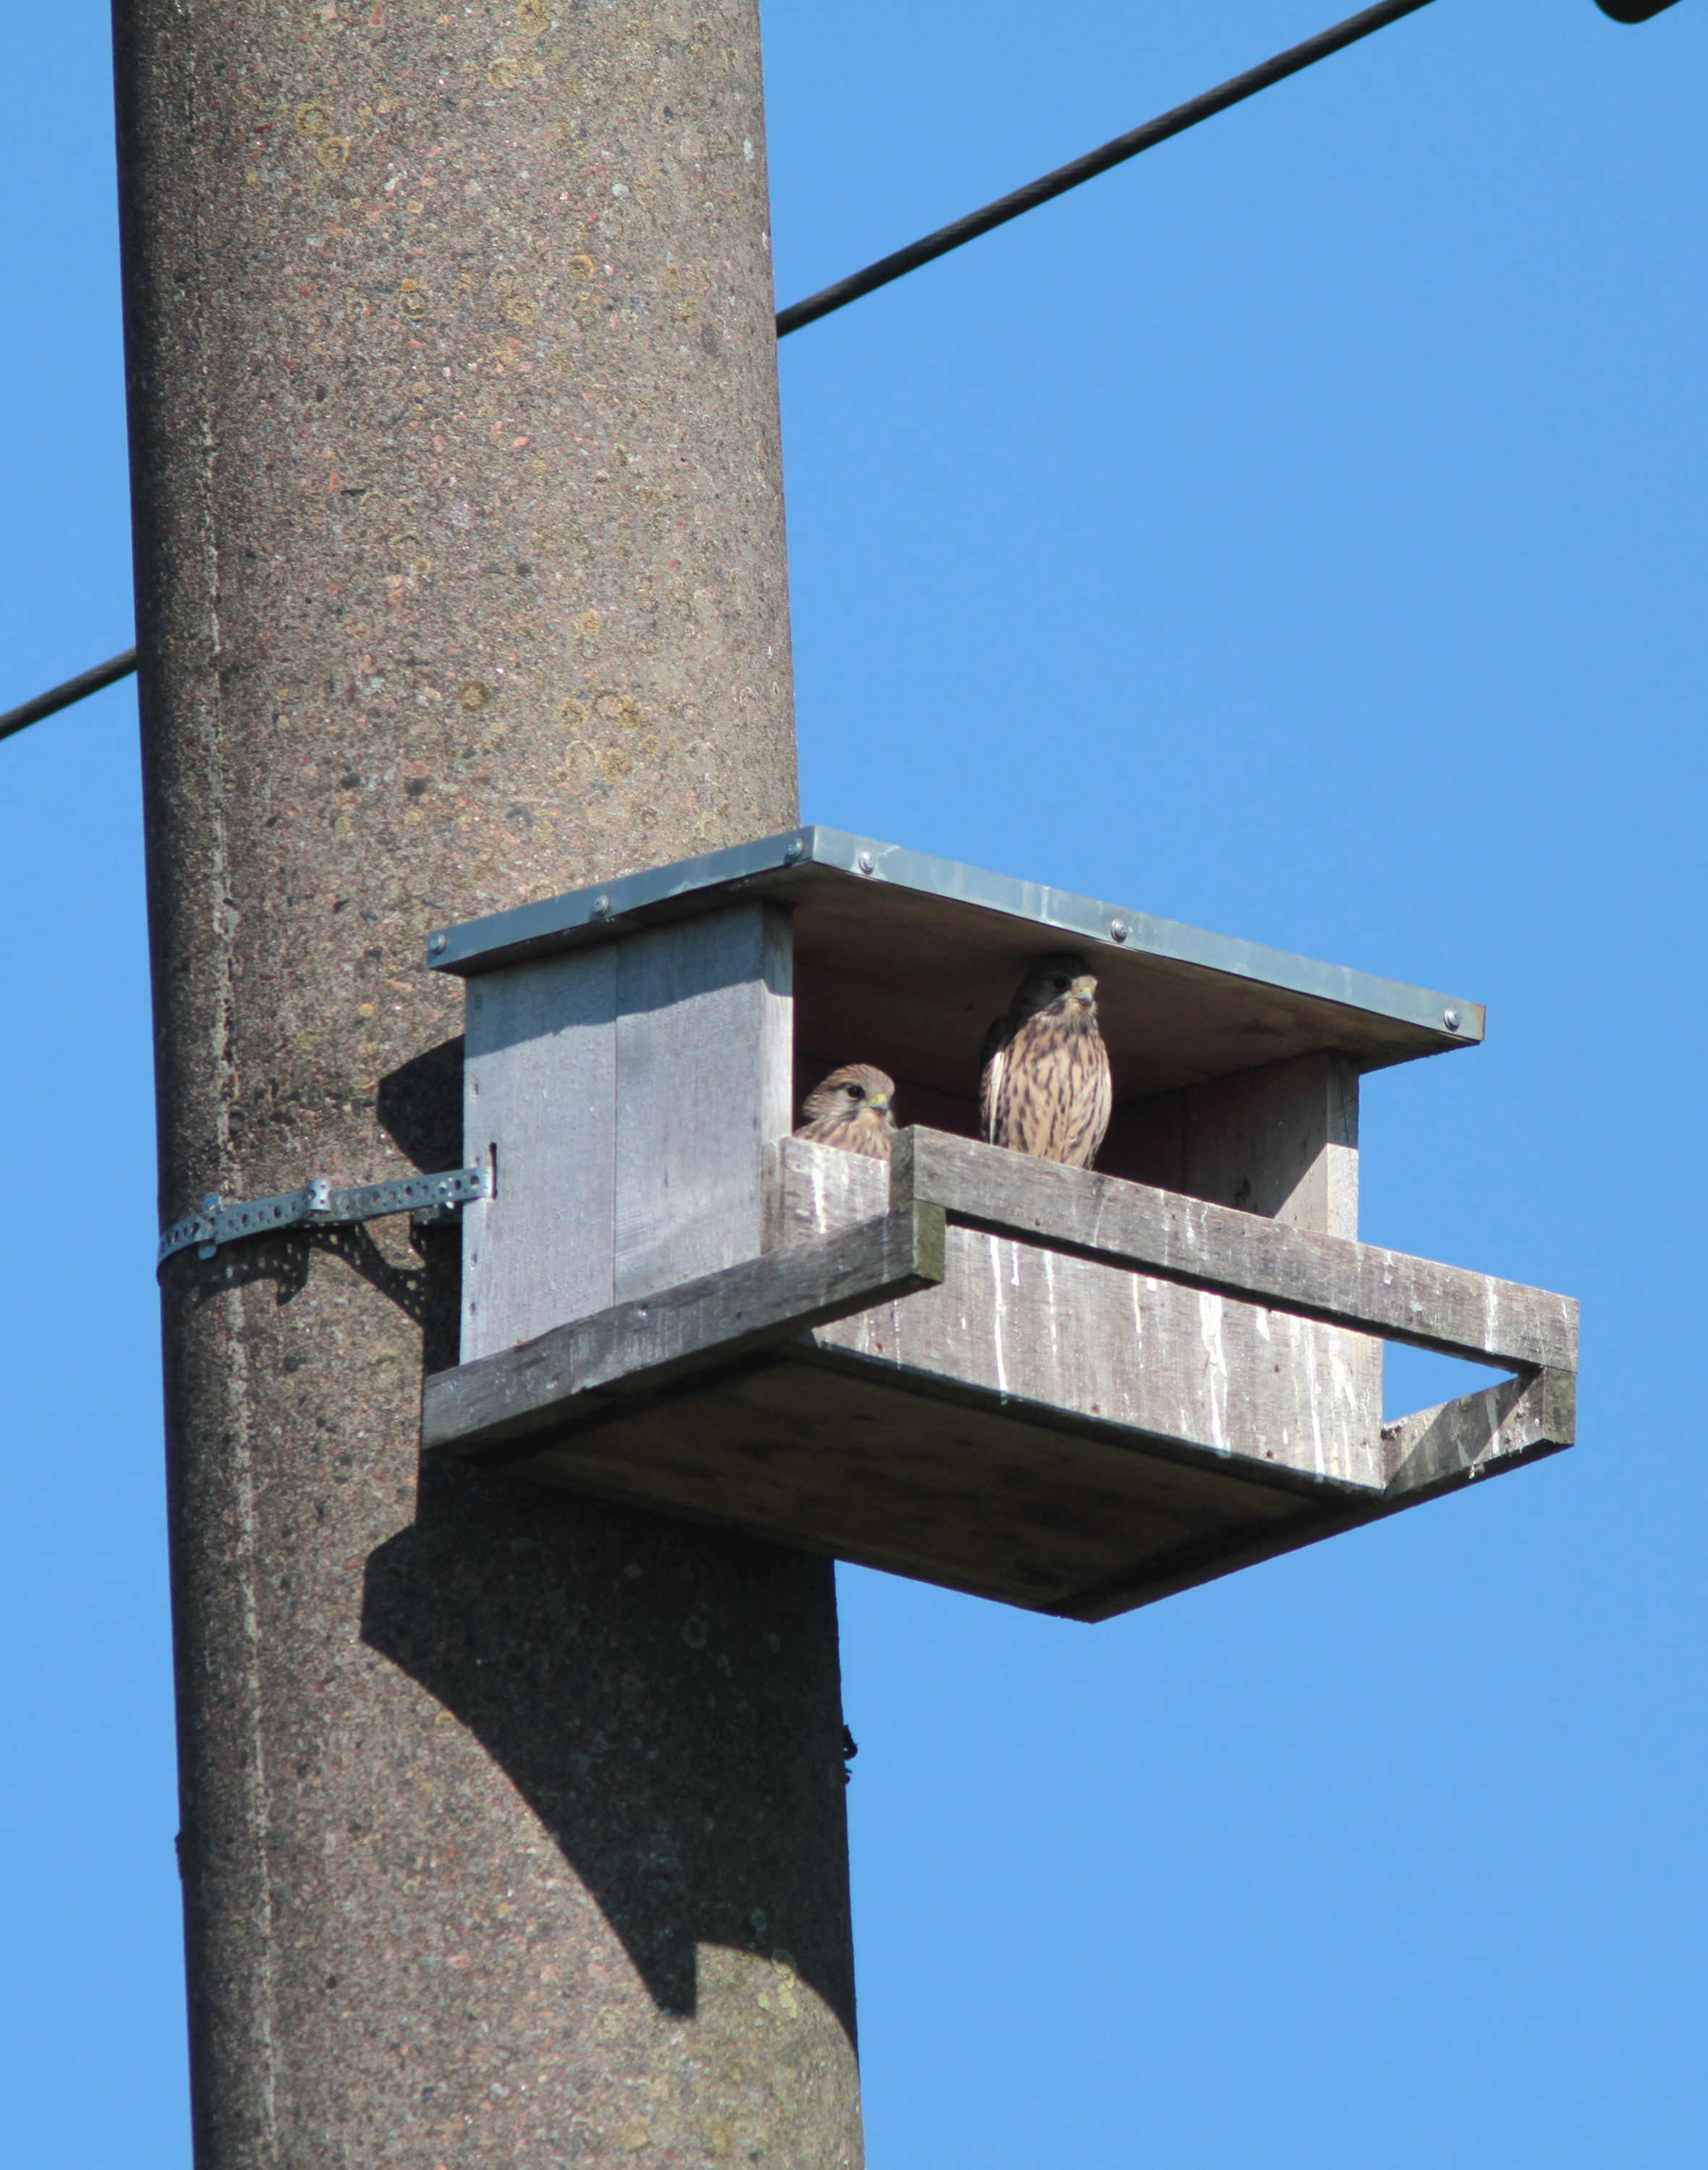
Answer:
3 1 1705 2163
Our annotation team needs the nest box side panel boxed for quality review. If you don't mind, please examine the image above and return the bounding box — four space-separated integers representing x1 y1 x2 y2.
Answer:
462 944 617 1361
1103 1052 1359 1222
1103 1050 1381 1462
1181 1052 1380 1450
462 901 793 1361
1184 1051 1361 1235
611 900 793 1306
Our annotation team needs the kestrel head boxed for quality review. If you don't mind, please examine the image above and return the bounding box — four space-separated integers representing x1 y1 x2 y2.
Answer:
1006 953 1100 1029
796 1063 898 1159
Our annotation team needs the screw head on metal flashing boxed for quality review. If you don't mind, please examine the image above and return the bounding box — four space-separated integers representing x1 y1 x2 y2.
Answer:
857 851 875 875
1443 1008 1461 1030
783 835 804 861
591 894 611 918
429 932 448 953
1109 919 1131 943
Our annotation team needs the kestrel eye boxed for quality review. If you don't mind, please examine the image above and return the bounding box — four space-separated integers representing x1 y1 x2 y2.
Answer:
846 1083 865 1100
1051 977 1068 992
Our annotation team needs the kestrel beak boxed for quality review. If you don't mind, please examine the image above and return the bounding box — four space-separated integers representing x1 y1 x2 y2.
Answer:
1070 977 1097 1005
870 1094 891 1113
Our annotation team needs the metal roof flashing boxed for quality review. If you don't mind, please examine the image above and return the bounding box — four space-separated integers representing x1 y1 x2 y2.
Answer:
425 826 1482 1074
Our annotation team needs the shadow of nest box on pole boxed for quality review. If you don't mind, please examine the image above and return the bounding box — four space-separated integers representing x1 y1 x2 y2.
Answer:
420 829 1577 1622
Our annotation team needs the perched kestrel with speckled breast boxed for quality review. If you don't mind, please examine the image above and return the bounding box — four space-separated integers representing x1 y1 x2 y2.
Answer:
795 1064 897 1160
979 955 1111 1168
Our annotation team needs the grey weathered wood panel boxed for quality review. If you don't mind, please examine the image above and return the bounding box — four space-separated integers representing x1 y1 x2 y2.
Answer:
427 1203 946 1458
1062 1364 1576 1620
772 1139 1384 1491
1381 1366 1575 1498
459 1339 1571 1622
892 1130 1579 1371
1175 1052 1375 1469
1105 1051 1361 1231
612 901 793 1305
436 1127 1573 1623
461 900 792 1362
1100 1051 1379 1484
462 943 616 1359
1197 1052 1360 1234
459 1353 1341 1612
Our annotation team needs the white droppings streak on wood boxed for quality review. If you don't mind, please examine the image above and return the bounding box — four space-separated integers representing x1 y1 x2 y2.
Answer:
805 1143 830 1232
774 1136 1385 1486
1040 1246 1061 1403
1297 1319 1326 1478
1196 1291 1229 1452
987 1235 1010 1400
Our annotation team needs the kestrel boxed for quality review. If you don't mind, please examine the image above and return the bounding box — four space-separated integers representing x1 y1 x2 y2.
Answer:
979 954 1111 1169
795 1063 897 1160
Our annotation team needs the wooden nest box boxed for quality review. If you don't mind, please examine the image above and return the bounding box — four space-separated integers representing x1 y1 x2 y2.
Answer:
422 828 1576 1620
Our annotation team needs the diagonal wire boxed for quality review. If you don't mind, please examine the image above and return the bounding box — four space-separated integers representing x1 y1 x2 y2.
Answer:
776 0 1442 337
5 2 1443 739
0 648 137 744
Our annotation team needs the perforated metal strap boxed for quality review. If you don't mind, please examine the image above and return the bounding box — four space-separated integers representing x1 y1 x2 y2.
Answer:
158 1166 488 1267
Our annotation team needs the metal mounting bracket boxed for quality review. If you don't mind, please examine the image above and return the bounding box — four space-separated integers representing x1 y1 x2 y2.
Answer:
158 1166 488 1267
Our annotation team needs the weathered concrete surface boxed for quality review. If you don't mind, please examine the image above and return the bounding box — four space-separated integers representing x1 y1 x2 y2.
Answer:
114 0 862 2158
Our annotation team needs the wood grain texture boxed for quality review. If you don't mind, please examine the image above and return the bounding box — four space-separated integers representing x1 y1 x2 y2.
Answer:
1102 1050 1361 1229
433 1126 1573 1625
1181 1050 1361 1235
892 1128 1579 1371
445 1344 1573 1621
462 902 792 1361
1058 1363 1576 1620
1381 1365 1575 1498
1100 1050 1380 1486
462 1351 1347 1611
462 945 616 1359
427 1202 945 1455
613 901 793 1305
772 1137 1382 1489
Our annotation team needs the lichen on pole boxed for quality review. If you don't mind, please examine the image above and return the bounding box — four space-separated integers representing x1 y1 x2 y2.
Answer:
113 0 862 2158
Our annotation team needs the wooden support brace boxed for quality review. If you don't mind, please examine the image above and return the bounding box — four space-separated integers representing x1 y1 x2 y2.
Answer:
1380 1363 1576 1500
1053 1366 1576 1620
423 1202 947 1462
891 1128 1578 1374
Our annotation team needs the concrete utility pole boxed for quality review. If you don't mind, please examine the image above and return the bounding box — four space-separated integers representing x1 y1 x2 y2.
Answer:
115 0 862 2161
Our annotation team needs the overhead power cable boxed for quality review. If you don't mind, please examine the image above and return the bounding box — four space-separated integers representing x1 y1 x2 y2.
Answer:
14 0 1656 741
0 648 138 745
775 0 1441 337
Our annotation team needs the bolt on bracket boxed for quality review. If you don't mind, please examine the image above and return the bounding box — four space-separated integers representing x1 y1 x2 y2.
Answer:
158 1165 489 1267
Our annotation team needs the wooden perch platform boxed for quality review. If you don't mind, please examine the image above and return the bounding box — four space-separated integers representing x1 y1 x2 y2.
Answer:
424 1130 1576 1620
425 833 1570 1617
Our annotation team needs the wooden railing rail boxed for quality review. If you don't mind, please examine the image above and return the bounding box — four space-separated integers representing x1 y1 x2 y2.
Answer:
890 1128 1578 1377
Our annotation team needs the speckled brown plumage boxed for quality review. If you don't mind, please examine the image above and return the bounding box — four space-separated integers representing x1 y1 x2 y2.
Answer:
795 1063 897 1160
979 954 1111 1168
